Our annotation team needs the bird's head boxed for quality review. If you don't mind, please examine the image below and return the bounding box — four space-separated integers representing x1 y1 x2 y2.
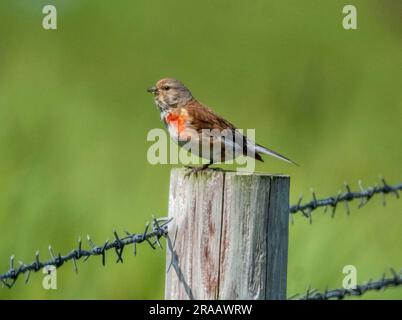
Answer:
147 78 193 112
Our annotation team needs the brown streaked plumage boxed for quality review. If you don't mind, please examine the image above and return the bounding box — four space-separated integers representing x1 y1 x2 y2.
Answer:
147 78 298 171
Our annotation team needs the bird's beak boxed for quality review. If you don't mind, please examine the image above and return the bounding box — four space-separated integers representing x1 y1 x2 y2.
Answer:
147 86 157 94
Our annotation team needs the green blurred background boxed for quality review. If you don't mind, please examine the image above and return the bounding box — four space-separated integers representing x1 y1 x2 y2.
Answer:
0 0 401 299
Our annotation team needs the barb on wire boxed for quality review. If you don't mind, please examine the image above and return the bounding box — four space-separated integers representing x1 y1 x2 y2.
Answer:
0 217 171 289
290 268 402 300
289 177 401 220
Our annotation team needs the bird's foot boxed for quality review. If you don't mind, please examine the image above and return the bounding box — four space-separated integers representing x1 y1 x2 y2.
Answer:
184 164 211 178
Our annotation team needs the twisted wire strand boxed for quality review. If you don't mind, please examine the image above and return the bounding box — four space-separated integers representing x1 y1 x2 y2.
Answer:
291 268 402 300
289 177 401 222
0 217 171 288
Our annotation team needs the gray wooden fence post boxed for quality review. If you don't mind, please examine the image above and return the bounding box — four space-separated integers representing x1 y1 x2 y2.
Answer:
165 168 290 300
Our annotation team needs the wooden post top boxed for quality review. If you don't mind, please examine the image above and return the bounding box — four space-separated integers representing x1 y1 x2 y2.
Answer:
165 167 290 300
170 167 290 177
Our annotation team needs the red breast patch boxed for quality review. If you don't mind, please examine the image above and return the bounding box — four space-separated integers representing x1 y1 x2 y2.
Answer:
166 113 186 134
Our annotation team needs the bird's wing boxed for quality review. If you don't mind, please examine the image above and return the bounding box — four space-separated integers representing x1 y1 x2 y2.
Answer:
184 100 297 164
184 100 264 160
184 100 238 132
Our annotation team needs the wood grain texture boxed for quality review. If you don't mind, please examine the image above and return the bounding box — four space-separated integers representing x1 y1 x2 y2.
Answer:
165 168 289 300
165 168 224 299
264 176 290 299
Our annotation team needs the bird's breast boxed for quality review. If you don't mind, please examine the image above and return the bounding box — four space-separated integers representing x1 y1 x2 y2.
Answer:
164 112 189 141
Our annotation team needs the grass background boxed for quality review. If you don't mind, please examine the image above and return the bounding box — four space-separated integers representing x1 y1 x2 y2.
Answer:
0 0 401 299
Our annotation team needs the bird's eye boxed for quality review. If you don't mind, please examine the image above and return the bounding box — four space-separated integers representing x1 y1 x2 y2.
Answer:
162 86 170 91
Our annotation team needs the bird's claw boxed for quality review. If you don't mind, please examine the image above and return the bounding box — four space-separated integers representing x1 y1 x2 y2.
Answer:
184 165 210 178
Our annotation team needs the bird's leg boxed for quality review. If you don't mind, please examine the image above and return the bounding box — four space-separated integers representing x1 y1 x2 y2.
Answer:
185 161 213 177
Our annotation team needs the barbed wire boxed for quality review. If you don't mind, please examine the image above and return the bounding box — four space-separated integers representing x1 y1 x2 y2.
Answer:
0 216 171 289
1 176 401 298
289 268 402 300
289 177 401 222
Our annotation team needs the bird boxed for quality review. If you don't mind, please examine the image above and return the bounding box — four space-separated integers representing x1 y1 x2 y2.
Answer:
147 78 298 173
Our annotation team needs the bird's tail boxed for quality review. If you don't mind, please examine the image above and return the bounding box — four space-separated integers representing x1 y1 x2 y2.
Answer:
255 144 299 166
